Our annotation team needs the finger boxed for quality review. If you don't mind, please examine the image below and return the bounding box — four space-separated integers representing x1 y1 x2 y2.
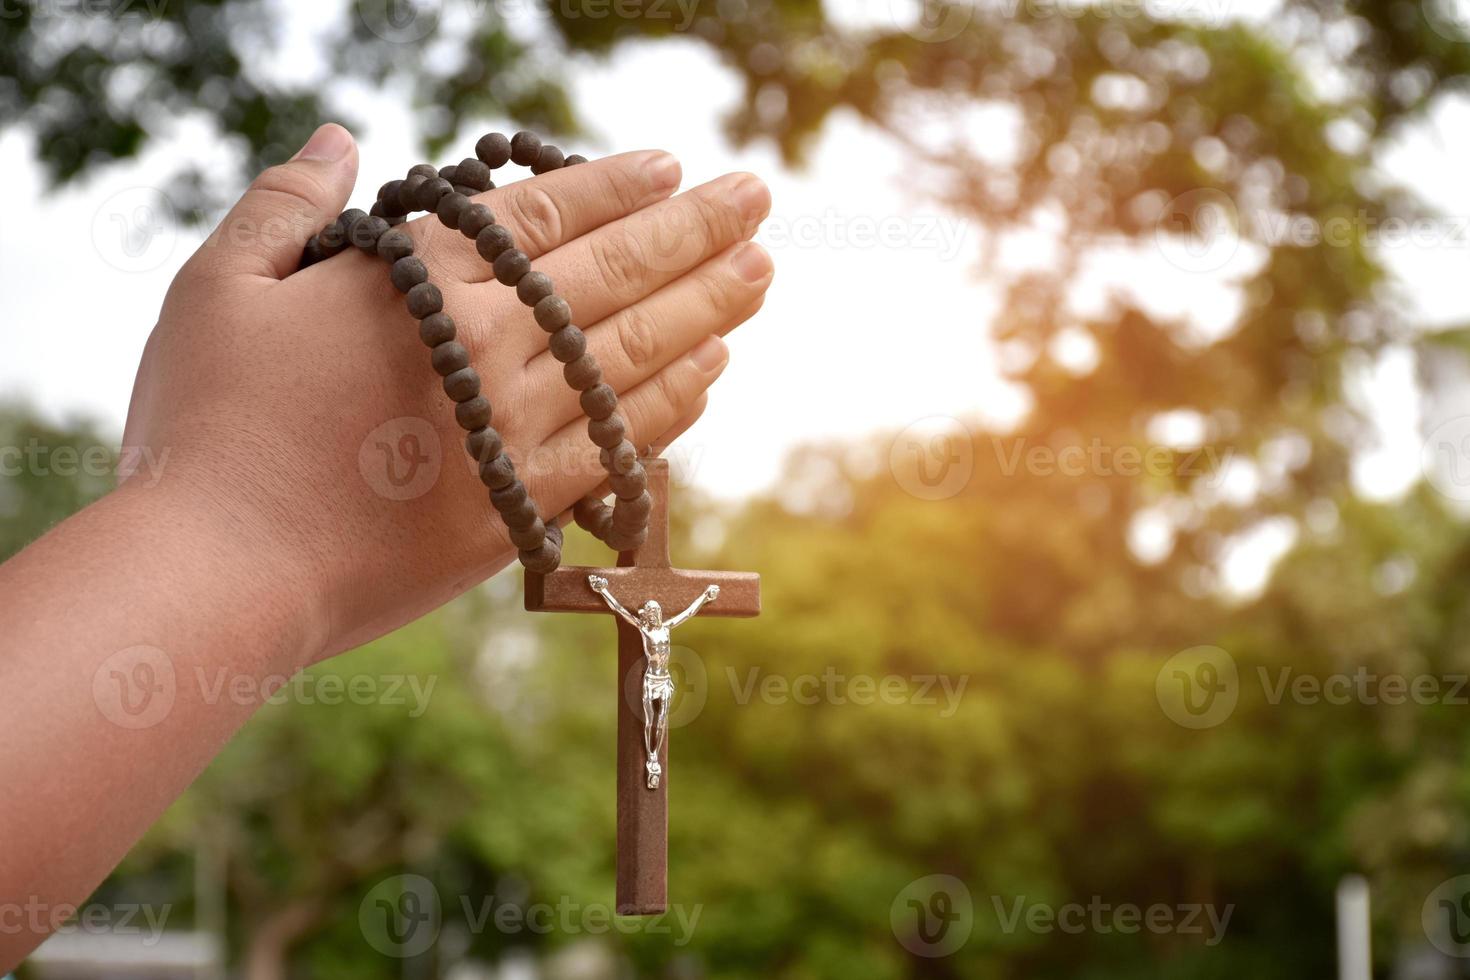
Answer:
193 124 359 282
530 244 771 430
412 150 682 283
472 172 770 361
546 393 708 530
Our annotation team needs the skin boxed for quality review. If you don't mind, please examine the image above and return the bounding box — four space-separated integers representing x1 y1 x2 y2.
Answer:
0 123 772 968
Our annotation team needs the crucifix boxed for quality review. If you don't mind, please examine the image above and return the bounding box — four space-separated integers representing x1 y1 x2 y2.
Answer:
524 457 760 915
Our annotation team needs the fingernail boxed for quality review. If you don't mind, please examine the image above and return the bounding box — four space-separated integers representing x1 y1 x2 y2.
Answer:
731 242 772 283
689 335 728 373
293 123 353 162
647 152 681 192
733 175 771 223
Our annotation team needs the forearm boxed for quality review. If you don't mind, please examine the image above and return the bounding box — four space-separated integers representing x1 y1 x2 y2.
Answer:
0 478 323 968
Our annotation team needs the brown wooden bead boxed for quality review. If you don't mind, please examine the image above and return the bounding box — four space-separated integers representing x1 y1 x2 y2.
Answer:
612 499 646 530
592 508 615 541
533 295 571 331
548 325 586 363
610 462 647 499
437 192 470 229
516 272 554 307
545 519 564 550
563 354 602 391
456 157 492 191
419 312 456 347
318 221 347 251
587 413 626 449
476 224 514 263
456 396 492 431
476 132 511 168
398 174 427 211
414 177 452 212
301 235 326 266
465 427 503 464
479 453 516 490
618 489 654 522
378 179 408 216
335 208 367 241
532 144 565 174
564 154 588 166
492 248 531 285
491 481 529 513
443 367 481 402
406 282 443 318
509 519 547 551
501 496 539 530
351 215 389 251
390 256 429 293
574 496 609 531
430 341 470 376
580 383 618 421
520 541 561 574
605 527 647 553
601 439 639 474
408 163 439 179
439 164 458 183
510 131 541 166
458 204 495 240
377 228 415 263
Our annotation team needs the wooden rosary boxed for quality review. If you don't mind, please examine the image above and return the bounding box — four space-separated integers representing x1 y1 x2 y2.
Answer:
299 130 650 574
300 131 762 915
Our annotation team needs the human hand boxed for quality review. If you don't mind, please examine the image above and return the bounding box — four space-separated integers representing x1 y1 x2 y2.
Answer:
122 123 773 666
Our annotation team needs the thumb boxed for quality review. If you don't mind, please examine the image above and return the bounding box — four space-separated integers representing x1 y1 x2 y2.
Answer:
201 123 359 281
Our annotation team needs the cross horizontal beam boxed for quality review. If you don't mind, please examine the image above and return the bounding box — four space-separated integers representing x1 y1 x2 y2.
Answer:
525 565 760 617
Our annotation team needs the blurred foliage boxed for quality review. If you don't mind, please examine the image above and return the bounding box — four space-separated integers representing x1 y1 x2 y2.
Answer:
8 0 1470 977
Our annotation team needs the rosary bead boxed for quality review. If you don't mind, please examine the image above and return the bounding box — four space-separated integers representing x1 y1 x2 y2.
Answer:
618 490 654 522
406 281 444 318
456 157 492 191
532 144 565 174
520 541 561 574
610 462 647 499
301 235 327 267
465 426 503 464
563 354 603 391
492 248 531 286
533 295 571 331
509 519 547 551
430 341 470 376
335 208 368 244
368 200 389 220
439 164 458 183
580 383 618 421
510 130 542 166
454 184 478 198
573 496 609 531
592 507 615 541
390 256 429 293
516 272 555 306
605 527 647 553
587 413 626 449
419 312 456 348
502 495 539 530
457 203 495 240
548 325 587 363
600 439 639 474
351 215 389 251
443 367 481 402
413 177 453 213
436 191 470 230
456 396 492 431
564 154 588 166
318 221 347 251
378 179 408 215
612 500 646 532
377 228 415 264
476 224 514 262
408 163 439 179
479 453 517 490
476 132 512 168
491 480 529 512
545 519 564 550
399 174 427 211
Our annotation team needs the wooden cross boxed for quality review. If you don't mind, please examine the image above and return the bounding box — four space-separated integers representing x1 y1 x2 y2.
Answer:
524 457 761 915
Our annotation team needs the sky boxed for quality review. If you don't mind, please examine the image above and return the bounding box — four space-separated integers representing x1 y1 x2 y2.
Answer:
2 0 1469 591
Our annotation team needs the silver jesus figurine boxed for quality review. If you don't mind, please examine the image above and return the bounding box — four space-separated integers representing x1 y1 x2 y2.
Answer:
587 574 720 789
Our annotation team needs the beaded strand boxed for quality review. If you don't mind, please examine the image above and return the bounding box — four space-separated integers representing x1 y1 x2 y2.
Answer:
298 131 651 574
